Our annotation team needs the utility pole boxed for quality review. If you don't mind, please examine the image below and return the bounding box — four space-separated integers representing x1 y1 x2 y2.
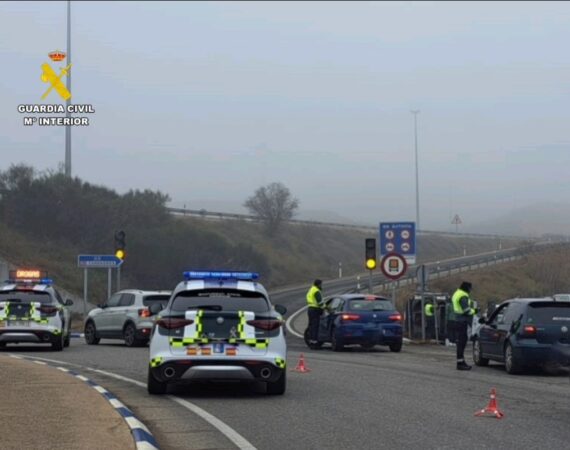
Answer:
411 110 420 231
65 0 72 177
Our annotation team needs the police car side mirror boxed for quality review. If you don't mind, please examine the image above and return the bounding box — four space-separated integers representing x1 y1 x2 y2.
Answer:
65 299 74 306
478 317 486 325
274 304 287 316
149 303 163 315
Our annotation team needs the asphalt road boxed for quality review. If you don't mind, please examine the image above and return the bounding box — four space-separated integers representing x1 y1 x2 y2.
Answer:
5 278 570 450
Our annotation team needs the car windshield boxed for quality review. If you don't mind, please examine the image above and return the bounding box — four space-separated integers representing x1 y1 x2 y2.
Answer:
348 299 394 311
143 294 171 308
527 302 570 323
0 291 52 304
171 289 270 313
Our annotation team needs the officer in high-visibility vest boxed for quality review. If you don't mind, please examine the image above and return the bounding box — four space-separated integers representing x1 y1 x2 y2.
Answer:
306 279 324 348
424 301 435 339
451 281 476 370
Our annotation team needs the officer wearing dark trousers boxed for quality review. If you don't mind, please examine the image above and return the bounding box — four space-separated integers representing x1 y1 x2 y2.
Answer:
306 279 324 348
451 281 476 370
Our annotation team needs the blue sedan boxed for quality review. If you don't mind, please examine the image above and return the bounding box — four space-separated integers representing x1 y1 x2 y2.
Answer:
474 298 570 374
304 294 403 352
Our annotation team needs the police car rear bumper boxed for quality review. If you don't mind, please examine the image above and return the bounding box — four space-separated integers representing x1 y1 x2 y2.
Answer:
0 329 60 344
150 359 285 383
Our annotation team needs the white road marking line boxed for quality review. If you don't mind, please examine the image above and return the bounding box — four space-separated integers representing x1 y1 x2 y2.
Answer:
285 305 306 338
76 374 89 382
15 355 258 450
168 396 257 450
33 360 47 365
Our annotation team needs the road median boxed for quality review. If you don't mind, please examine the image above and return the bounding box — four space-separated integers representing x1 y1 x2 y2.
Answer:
0 355 138 450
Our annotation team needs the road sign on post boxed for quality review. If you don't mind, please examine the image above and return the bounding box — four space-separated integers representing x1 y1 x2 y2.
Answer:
380 222 416 264
77 255 124 268
380 253 408 280
77 255 124 318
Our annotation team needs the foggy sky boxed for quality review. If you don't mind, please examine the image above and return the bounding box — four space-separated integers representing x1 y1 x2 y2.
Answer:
1 1 569 230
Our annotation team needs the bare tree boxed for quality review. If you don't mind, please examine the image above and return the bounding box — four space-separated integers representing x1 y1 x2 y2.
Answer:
244 182 299 235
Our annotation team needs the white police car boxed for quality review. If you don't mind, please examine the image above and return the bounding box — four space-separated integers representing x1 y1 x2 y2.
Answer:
147 271 287 395
0 270 73 350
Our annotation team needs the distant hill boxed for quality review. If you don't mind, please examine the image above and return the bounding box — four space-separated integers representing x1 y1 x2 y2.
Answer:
468 202 570 237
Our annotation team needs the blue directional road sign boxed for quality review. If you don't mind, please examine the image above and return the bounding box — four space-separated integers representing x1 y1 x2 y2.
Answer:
379 222 416 264
77 254 124 269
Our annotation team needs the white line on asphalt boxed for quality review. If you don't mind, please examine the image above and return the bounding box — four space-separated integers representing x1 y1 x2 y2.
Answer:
168 396 257 450
285 305 306 339
17 355 258 450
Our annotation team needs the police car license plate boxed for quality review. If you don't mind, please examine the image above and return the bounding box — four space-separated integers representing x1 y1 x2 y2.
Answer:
8 320 30 327
213 343 224 353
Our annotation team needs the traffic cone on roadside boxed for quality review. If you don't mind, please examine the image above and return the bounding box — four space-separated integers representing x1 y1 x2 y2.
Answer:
292 353 311 373
474 388 504 419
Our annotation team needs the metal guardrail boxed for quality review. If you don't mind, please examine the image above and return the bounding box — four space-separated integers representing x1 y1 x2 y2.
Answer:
168 206 541 241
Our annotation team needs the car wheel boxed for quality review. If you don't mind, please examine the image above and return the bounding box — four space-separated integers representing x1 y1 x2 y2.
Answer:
504 342 522 374
266 370 286 395
147 367 168 395
473 339 489 366
360 343 375 351
52 333 64 351
331 328 344 352
84 321 100 345
303 327 322 350
389 341 403 353
124 323 145 347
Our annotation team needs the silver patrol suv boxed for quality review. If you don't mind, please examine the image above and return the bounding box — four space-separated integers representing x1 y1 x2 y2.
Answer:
147 271 287 395
84 289 170 347
0 270 73 351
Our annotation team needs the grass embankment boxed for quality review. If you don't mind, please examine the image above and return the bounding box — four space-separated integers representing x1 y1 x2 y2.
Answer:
390 245 570 312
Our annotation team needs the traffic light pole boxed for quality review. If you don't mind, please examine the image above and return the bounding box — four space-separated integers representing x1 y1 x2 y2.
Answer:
107 268 112 300
117 265 121 291
368 270 373 294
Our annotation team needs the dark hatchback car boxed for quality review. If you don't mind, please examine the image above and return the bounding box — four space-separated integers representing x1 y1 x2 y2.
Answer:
473 298 570 374
304 294 403 352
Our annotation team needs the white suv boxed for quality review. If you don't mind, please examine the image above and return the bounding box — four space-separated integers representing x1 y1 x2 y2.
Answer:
84 290 171 347
147 271 287 395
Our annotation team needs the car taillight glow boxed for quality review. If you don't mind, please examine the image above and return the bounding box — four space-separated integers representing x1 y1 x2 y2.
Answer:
157 318 193 329
389 314 402 322
341 313 361 322
138 308 151 318
522 325 536 335
40 305 58 315
246 319 282 330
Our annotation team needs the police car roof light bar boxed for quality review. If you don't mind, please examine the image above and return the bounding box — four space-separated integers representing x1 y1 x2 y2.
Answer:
183 271 259 281
6 278 53 285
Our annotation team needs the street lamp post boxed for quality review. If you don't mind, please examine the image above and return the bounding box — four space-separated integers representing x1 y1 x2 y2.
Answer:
411 110 420 231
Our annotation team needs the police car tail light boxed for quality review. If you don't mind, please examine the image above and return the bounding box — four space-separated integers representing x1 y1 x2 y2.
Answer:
341 313 361 322
138 308 151 318
246 319 282 331
157 318 193 330
389 313 402 322
522 325 537 336
40 305 58 315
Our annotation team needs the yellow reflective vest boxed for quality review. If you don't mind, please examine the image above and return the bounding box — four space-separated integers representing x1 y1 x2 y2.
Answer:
425 303 434 317
451 288 475 321
306 285 322 309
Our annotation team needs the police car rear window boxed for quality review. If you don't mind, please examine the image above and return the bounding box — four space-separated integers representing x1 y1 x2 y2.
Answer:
172 290 270 313
528 302 570 323
349 299 394 311
0 291 52 304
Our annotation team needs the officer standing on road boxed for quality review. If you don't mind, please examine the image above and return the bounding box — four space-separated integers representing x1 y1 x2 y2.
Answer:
424 300 435 339
306 279 324 348
451 281 477 370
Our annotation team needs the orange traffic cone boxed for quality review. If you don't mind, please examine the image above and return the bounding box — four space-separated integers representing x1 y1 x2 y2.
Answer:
474 388 504 419
292 353 311 373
